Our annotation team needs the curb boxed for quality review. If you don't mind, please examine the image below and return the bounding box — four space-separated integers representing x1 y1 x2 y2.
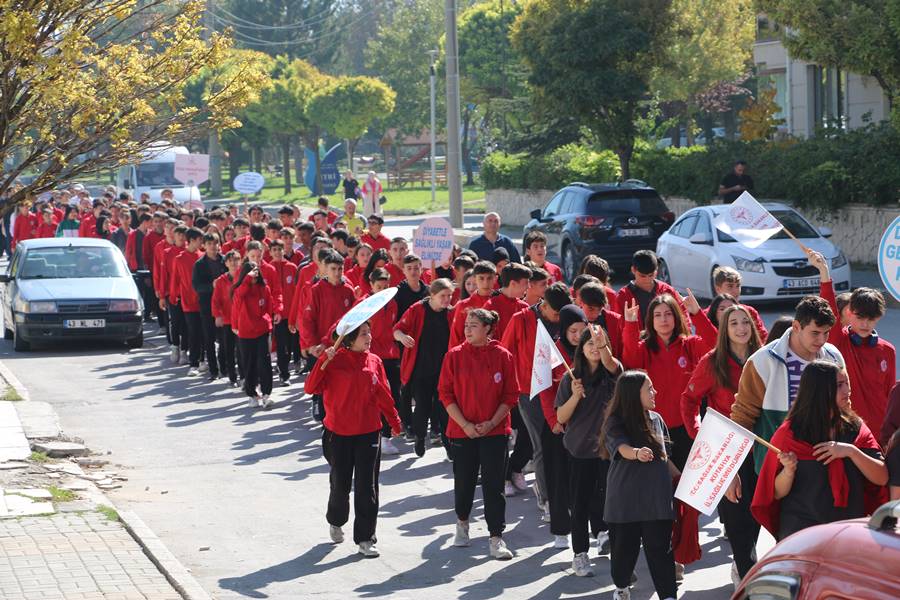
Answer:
0 358 30 402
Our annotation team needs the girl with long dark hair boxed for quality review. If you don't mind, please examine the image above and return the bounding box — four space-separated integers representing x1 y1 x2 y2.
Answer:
360 248 389 297
600 370 680 600
231 260 275 409
751 360 887 541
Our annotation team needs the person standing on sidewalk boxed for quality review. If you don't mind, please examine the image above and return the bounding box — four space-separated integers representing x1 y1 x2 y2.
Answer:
212 251 242 387
231 261 275 409
192 232 227 381
170 227 204 376
439 308 518 561
305 322 403 559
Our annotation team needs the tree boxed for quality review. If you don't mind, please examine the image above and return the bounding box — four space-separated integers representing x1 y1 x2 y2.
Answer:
0 0 260 209
653 0 755 145
739 88 786 141
307 76 396 173
512 0 675 178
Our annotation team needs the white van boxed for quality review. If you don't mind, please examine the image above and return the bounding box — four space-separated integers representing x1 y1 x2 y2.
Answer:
117 142 203 208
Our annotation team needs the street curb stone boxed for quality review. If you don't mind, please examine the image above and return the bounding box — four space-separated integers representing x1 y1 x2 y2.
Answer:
0 357 29 402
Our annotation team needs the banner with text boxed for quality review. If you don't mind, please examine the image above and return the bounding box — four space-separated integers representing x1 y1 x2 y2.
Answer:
413 217 455 264
530 320 565 399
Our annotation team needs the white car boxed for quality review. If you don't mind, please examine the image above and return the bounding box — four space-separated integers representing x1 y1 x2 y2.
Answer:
655 203 851 301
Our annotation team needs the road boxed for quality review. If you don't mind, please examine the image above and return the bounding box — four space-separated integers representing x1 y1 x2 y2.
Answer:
0 212 897 599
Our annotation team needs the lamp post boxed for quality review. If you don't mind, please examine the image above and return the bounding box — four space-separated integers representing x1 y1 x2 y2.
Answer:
444 0 463 228
428 49 438 207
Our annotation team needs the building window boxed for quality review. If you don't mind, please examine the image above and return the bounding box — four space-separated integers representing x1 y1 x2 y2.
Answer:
811 65 846 130
756 15 780 42
759 71 787 123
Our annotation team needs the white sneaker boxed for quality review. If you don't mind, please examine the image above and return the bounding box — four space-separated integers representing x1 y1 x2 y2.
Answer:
511 472 528 492
541 508 551 523
489 536 512 560
552 535 569 549
169 346 179 363
247 396 259 408
358 540 379 557
572 551 593 577
675 561 685 582
329 525 344 543
504 482 518 497
731 561 741 588
596 531 610 555
187 367 200 377
198 362 209 373
453 520 470 547
261 395 273 410
178 353 189 365
380 437 400 455
612 588 631 600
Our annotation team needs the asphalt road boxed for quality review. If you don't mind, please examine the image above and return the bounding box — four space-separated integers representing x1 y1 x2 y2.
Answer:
0 212 897 599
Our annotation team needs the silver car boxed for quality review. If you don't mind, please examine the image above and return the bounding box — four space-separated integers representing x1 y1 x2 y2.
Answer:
0 238 144 351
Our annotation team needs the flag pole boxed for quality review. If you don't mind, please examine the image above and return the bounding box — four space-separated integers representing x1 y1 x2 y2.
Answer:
320 334 345 370
779 224 808 253
753 434 781 454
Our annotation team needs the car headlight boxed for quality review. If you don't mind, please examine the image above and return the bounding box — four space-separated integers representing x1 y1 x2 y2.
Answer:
732 256 765 273
831 252 848 269
109 299 139 312
27 301 57 314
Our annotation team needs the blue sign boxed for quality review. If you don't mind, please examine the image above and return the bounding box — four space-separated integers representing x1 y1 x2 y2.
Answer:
878 215 900 302
304 143 342 196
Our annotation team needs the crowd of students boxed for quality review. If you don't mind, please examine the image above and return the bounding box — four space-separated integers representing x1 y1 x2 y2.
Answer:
12 184 900 599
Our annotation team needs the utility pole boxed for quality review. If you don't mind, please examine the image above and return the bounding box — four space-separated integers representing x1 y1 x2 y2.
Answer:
205 0 223 197
444 0 463 229
428 49 438 208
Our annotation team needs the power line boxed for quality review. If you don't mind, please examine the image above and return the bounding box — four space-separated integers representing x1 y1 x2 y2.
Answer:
212 8 373 49
209 2 338 31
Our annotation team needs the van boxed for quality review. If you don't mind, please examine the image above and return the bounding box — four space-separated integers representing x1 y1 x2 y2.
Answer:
117 142 203 208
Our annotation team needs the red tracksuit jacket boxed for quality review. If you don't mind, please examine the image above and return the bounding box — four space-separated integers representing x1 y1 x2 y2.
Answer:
170 249 203 312
221 235 249 257
359 294 399 360
152 240 174 294
594 308 624 360
300 279 356 349
270 260 297 320
438 340 519 439
680 349 743 438
501 305 542 396
386 262 403 287
536 260 563 284
162 244 185 304
449 292 493 348
142 230 165 274
35 221 56 238
821 281 896 438
305 348 401 436
257 260 283 317
289 262 318 327
231 278 273 339
361 232 391 252
540 340 573 429
621 309 716 429
125 229 141 271
394 299 454 385
211 273 235 325
615 279 691 330
12 214 35 249
484 292 529 342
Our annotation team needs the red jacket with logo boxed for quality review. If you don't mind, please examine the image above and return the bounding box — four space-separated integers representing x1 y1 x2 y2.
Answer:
449 293 493 348
257 260 283 317
621 309 716 428
501 305 542 396
484 293 529 341
170 248 203 312
269 260 297 319
300 279 356 349
361 232 390 252
438 340 519 439
537 260 564 284
359 294 399 360
386 262 403 287
289 262 319 327
35 221 57 239
142 230 165 274
680 349 743 438
211 273 235 325
152 240 174 294
615 279 691 330
395 300 454 385
162 243 185 304
231 278 273 339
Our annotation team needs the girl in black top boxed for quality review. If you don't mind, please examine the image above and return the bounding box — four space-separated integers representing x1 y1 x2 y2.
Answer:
600 370 680 600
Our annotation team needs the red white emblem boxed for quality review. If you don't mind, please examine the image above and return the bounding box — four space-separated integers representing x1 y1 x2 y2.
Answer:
689 441 712 470
730 205 753 226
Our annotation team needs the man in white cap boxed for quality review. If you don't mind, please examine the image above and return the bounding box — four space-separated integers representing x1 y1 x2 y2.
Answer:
340 198 366 236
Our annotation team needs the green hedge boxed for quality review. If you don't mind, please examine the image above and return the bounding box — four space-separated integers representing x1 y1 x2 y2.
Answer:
483 124 900 210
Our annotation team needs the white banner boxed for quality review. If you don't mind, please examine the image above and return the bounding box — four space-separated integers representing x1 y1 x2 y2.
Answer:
173 153 210 186
530 319 565 399
674 409 754 516
713 191 782 248
335 287 397 337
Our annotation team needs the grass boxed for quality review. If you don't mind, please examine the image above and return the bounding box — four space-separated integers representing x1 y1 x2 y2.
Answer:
29 451 49 463
0 385 23 401
48 486 76 503
97 504 119 522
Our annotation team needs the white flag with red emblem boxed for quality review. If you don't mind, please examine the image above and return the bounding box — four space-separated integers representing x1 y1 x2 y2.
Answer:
674 409 755 516
530 320 565 399
713 191 782 248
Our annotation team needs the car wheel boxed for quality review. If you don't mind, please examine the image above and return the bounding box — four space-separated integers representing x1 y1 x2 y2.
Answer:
658 259 671 284
562 243 578 283
13 325 29 352
125 330 143 349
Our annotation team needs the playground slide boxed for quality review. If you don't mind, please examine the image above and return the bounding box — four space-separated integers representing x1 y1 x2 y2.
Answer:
397 146 431 170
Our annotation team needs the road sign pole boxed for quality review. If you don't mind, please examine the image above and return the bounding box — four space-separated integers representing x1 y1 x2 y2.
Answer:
444 0 463 229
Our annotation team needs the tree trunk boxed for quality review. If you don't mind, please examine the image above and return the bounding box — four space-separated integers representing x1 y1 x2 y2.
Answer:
617 146 632 181
293 137 304 187
669 124 681 148
462 106 474 186
313 128 323 196
280 135 291 195
253 145 263 174
228 148 240 191
209 129 223 197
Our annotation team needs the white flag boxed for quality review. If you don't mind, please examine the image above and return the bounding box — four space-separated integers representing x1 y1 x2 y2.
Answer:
714 191 782 248
674 409 755 516
530 320 565 399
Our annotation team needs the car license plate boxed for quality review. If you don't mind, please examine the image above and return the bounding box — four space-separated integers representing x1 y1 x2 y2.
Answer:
619 228 650 238
783 277 819 289
64 319 105 329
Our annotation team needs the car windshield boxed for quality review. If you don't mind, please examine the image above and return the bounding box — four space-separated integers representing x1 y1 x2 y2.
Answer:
19 247 129 279
587 191 668 215
136 162 180 187
714 209 819 242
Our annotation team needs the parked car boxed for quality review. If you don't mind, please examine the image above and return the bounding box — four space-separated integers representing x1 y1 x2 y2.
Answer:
0 238 144 351
523 181 675 281
655 203 851 301
732 500 900 600
656 127 729 149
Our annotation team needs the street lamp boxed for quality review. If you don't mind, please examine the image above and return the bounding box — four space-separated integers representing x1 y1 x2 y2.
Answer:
428 49 438 207
444 0 463 228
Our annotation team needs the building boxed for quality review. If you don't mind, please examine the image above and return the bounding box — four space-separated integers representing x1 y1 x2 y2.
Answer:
753 15 891 138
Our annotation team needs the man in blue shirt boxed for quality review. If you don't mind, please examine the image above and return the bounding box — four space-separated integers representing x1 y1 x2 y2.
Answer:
468 212 521 263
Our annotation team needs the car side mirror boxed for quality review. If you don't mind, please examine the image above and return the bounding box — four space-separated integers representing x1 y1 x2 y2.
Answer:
688 232 712 245
818 226 833 238
530 208 542 221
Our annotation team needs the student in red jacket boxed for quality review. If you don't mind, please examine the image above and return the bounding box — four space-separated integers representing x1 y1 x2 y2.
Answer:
171 227 204 375
615 250 690 330
484 263 531 340
344 243 372 290
289 237 334 328
301 250 356 354
621 290 716 470
523 230 564 284
245 240 283 317
231 260 275 409
451 255 475 306
394 279 454 458
439 308 518 561
680 304 762 583
707 267 768 339
523 265 549 307
580 255 618 310
360 215 391 252
212 251 241 387
809 249 896 439
449 260 497 347
385 237 408 286
35 209 57 238
577 282 624 359
11 203 35 251
160 225 189 364
269 240 298 385
305 322 402 558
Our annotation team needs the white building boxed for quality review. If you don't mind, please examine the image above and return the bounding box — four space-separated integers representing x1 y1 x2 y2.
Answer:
753 15 891 138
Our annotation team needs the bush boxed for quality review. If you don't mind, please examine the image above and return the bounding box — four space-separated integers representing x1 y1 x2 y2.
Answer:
481 144 620 190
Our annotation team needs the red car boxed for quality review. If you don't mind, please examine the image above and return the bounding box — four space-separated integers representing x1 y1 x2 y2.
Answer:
733 500 900 600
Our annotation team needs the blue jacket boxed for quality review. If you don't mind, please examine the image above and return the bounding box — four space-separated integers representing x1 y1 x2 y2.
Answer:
468 234 521 263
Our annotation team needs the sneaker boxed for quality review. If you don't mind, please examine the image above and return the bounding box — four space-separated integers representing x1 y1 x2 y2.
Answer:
489 536 513 561
572 552 593 577
453 521 470 547
187 367 200 377
552 535 569 549
178 353 189 365
541 508 551 523
229 379 240 388
504 481 517 497
612 588 631 600
414 437 426 458
430 431 442 446
281 376 291 387
261 395 273 410
207 373 219 382
169 346 180 363
329 525 344 543
596 531 610 556
248 396 259 409
358 540 379 558
675 561 685 582
731 561 741 589
381 437 400 455
511 472 528 492
403 431 415 443
198 362 209 373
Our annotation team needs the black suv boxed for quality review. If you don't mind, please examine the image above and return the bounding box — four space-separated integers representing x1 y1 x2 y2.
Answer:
523 181 674 281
